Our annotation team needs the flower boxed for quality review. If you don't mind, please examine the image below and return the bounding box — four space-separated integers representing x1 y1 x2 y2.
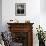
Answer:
36 25 45 41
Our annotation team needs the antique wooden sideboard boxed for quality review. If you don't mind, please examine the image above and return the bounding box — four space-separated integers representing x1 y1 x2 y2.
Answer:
7 23 34 46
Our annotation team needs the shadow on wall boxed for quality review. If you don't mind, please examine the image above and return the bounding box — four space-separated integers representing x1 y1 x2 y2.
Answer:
40 0 46 14
0 0 2 32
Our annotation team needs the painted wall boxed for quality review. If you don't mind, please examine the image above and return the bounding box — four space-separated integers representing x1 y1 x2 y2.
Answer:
40 0 46 31
40 0 46 14
2 0 40 31
2 0 46 46
0 0 2 32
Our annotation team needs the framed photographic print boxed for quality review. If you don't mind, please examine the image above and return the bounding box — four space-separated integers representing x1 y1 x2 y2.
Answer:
15 3 26 16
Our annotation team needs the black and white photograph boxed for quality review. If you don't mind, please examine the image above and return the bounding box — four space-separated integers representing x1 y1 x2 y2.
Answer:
15 3 26 16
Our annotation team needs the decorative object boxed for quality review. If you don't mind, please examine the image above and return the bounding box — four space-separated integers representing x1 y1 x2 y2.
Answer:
25 20 30 23
36 25 45 46
15 3 26 16
8 19 19 23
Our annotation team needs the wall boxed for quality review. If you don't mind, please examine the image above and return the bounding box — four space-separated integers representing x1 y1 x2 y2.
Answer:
40 0 46 31
2 0 46 46
40 0 46 14
0 0 2 32
2 0 40 30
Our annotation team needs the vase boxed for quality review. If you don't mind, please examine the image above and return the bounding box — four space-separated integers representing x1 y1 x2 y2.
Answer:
39 40 45 46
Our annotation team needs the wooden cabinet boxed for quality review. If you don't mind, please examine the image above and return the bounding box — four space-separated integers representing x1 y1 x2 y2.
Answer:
7 23 34 46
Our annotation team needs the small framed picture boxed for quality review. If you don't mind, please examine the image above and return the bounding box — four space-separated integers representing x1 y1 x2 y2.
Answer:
15 3 26 16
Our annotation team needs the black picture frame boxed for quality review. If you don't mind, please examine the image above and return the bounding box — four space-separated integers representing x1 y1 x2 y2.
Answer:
15 3 26 16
